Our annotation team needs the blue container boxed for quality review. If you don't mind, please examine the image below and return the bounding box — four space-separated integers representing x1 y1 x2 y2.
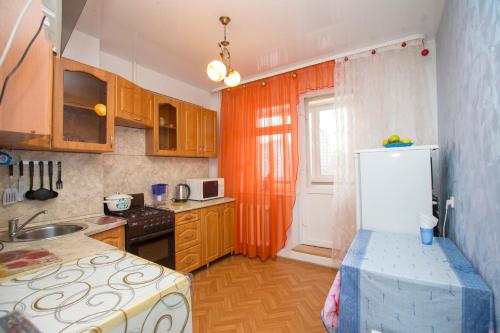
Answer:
420 227 434 245
152 183 167 195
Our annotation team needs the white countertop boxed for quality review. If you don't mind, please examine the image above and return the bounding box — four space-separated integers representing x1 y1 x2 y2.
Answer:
153 197 235 213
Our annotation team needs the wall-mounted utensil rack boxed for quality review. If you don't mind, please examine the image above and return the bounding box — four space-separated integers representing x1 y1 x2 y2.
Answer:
17 160 61 165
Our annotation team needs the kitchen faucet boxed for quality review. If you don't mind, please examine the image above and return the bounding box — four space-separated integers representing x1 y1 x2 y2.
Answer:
8 210 48 237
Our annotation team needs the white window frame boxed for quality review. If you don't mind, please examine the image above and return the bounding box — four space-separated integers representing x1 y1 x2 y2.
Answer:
305 94 336 187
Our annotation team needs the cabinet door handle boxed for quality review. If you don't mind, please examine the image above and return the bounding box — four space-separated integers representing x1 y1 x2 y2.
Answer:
185 257 193 264
110 135 114 148
133 116 142 121
183 235 194 241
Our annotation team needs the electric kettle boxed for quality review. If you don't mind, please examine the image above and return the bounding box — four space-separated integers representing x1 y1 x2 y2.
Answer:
173 183 190 202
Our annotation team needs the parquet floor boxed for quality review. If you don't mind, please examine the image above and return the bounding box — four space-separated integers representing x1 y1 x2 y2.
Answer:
191 254 336 333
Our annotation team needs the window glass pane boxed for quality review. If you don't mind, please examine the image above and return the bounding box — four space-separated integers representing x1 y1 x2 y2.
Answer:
305 95 336 185
318 109 336 177
158 103 177 151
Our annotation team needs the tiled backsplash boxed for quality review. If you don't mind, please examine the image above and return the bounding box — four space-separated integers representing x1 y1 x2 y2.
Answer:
0 127 209 227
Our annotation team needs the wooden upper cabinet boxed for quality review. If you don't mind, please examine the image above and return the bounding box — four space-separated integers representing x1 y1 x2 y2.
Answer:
52 57 115 152
146 94 180 156
0 1 52 146
179 103 201 156
115 76 152 128
141 89 154 127
201 109 218 157
201 206 221 265
177 104 218 157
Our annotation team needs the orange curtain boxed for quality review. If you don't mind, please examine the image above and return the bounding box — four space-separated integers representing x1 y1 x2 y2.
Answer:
219 61 334 260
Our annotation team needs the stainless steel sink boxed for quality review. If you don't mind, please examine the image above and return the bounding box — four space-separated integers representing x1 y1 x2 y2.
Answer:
0 223 88 242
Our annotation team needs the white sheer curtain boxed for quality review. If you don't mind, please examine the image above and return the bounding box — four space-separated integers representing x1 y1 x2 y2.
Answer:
331 41 437 259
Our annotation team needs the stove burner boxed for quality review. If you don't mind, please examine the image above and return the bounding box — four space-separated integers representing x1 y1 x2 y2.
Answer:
104 193 174 238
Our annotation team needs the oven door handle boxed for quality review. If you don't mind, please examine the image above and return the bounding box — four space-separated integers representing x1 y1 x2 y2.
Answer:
128 228 174 245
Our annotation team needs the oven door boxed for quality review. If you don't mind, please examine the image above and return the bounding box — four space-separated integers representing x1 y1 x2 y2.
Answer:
126 229 175 269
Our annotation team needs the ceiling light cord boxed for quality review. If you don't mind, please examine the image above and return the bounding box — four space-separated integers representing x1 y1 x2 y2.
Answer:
0 15 46 107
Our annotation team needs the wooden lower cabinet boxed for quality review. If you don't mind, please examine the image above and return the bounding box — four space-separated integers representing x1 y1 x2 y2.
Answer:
174 201 235 272
176 244 202 273
201 206 221 265
220 203 235 255
90 226 125 250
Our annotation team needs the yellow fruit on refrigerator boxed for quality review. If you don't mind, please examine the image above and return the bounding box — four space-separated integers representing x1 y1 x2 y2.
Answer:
383 139 388 145
402 138 412 143
388 134 400 143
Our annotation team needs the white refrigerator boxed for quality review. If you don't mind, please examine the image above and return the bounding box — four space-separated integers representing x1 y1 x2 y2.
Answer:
354 145 438 235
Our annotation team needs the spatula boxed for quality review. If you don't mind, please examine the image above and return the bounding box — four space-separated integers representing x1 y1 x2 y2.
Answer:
2 165 17 205
32 161 52 201
17 161 25 201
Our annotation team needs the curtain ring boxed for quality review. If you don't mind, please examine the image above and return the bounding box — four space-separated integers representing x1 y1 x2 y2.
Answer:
291 72 297 79
261 81 266 87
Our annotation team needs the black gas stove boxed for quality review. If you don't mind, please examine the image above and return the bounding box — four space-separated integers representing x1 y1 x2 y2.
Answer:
104 193 175 269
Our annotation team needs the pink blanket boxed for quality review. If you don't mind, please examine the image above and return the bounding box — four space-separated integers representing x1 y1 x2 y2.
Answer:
321 272 341 331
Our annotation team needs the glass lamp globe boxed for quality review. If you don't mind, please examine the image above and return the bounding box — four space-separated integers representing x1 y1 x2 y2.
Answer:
207 60 227 82
224 69 241 87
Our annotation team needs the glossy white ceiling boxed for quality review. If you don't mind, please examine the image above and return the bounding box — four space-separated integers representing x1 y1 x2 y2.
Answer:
75 0 445 90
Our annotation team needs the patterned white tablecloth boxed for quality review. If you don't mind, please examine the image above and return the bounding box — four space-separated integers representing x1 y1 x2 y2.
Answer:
0 250 192 332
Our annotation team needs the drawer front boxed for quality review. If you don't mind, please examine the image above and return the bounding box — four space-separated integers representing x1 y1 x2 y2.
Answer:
175 244 202 273
175 220 201 252
175 209 200 226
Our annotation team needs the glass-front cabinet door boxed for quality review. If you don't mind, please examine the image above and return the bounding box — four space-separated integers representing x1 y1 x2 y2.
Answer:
146 95 179 155
53 57 115 152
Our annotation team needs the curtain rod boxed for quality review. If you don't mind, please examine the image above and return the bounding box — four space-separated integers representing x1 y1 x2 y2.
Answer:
212 33 426 92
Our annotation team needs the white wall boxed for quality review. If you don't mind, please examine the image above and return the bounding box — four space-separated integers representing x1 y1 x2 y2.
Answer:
63 30 220 110
63 30 100 67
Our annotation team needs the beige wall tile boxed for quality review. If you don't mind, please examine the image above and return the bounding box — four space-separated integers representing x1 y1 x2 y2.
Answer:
0 127 209 227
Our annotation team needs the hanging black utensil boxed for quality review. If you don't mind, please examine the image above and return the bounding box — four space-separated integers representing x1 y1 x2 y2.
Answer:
25 161 35 200
32 161 52 201
17 161 25 201
56 161 63 190
48 161 58 199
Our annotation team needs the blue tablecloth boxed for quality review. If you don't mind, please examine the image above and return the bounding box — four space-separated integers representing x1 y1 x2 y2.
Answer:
337 230 495 333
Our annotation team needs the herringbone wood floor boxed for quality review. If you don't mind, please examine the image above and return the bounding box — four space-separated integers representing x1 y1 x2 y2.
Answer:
192 254 336 333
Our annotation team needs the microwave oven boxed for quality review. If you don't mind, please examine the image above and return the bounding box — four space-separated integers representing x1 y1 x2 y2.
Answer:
186 178 224 201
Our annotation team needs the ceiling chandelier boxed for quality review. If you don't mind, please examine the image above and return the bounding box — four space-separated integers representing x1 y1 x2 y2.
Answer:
206 16 241 87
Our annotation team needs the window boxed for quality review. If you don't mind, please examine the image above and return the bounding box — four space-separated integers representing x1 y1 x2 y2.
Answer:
256 104 293 186
306 95 337 185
